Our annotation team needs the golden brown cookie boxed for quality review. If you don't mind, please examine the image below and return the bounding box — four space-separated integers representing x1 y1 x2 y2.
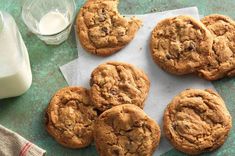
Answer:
197 14 235 80
150 15 213 75
163 89 232 155
94 104 161 156
45 87 98 148
90 62 150 112
76 0 142 56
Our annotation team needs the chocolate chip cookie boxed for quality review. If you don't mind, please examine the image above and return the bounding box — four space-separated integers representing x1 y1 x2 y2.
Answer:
163 89 232 155
197 14 235 80
76 0 142 56
94 104 161 156
150 15 213 75
45 87 98 148
90 62 150 112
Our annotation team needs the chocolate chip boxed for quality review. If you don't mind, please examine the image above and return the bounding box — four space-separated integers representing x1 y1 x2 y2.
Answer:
187 42 196 51
98 14 106 22
166 54 172 59
110 89 118 95
101 27 109 34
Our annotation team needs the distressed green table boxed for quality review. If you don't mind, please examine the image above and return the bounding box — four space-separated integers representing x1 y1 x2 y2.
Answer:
0 0 234 156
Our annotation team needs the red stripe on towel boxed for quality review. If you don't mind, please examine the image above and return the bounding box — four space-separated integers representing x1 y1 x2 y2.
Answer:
21 143 32 156
19 142 29 156
19 142 31 156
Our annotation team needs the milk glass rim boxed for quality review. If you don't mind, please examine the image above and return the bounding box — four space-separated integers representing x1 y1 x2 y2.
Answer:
21 0 76 37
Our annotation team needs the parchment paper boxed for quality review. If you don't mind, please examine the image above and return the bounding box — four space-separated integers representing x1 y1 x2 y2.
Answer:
60 7 215 156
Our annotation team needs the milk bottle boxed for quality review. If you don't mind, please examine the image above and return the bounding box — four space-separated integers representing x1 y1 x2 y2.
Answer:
0 11 32 99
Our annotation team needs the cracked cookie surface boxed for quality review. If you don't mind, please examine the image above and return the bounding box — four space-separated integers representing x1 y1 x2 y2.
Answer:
150 15 213 75
163 89 232 155
197 14 235 80
90 62 150 112
45 87 98 148
76 0 142 56
94 104 161 156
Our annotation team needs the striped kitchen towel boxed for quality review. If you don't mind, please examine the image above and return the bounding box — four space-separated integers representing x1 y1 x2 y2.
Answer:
0 124 46 156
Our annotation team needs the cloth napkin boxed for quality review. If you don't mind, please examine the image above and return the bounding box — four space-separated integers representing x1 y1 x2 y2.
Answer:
0 124 46 156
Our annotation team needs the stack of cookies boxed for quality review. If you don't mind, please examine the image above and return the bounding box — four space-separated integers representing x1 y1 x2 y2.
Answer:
45 0 234 155
45 62 232 155
45 62 161 155
76 0 235 81
150 14 235 81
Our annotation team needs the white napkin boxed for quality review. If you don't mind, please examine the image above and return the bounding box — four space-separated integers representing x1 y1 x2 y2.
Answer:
60 7 215 156
0 124 46 156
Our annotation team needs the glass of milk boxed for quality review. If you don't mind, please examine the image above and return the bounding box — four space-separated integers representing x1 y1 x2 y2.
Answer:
21 0 76 45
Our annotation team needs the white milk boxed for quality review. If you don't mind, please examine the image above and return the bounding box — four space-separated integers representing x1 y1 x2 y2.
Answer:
0 12 32 99
39 11 69 35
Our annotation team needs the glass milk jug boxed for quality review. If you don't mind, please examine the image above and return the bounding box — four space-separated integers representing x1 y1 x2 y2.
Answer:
0 11 32 99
